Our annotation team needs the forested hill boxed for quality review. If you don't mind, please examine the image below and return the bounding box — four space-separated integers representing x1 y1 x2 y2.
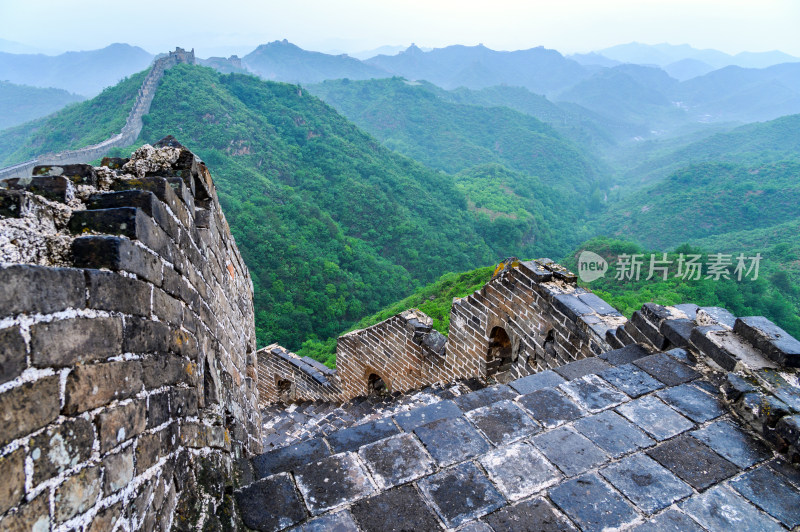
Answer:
307 77 603 193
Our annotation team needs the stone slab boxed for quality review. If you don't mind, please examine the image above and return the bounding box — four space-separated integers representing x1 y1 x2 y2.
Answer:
484 497 577 532
730 465 800 528
681 485 783 532
417 461 506 528
295 453 375 516
647 435 739 490
598 364 665 398
633 353 700 386
558 374 628 413
691 419 771 468
573 410 654 458
549 473 639 531
655 383 726 423
631 509 705 532
350 485 442 532
532 426 608 477
235 473 306 532
509 370 566 395
600 453 692 514
252 437 330 478
326 418 400 453
480 441 561 500
616 396 694 441
599 344 650 366
413 416 489 466
454 384 516 411
516 388 584 429
552 357 612 381
393 399 462 431
358 433 434 490
464 399 540 445
288 511 358 532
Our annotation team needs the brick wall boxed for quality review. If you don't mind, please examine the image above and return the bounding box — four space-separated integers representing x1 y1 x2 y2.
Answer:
0 137 260 530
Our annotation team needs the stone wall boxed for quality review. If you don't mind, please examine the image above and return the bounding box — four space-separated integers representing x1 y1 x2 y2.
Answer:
0 48 195 181
256 259 624 404
0 137 260 530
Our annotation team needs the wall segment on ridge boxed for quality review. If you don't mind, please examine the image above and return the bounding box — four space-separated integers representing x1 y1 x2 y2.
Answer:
0 136 260 530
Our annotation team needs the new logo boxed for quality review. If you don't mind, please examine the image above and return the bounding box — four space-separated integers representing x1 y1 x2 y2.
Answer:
577 251 608 283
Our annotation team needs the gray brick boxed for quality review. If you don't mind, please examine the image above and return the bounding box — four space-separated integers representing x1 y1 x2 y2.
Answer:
464 399 540 445
417 461 505 528
647 435 738 490
691 419 770 468
393 399 461 431
558 374 628 413
30 316 123 367
633 353 699 386
103 446 134 496
598 363 665 398
54 465 102 523
730 465 800 528
295 453 374 516
414 416 489 466
599 344 650 366
253 437 330 478
681 485 783 532
600 453 692 513
553 357 611 380
735 316 800 367
350 485 441 532
517 388 584 428
485 497 577 532
573 410 654 457
480 441 561 500
656 383 725 423
454 384 516 411
0 326 26 385
0 264 84 316
30 418 94 484
72 235 163 286
288 511 358 532
0 447 25 515
549 473 638 530
235 473 307 531
509 369 566 394
97 400 146 453
86 269 151 316
632 509 704 532
617 396 694 441
358 433 434 489
533 426 608 476
327 418 400 453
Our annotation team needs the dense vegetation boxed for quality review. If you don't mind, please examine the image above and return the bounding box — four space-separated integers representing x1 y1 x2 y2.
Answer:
0 69 146 165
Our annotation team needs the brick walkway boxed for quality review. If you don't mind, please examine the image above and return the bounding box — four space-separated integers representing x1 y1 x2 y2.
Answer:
239 346 800 531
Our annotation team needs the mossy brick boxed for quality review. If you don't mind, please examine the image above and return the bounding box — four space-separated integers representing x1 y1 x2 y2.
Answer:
30 316 123 367
0 491 50 531
0 376 60 445
3 175 74 202
33 163 97 185
54 465 102 523
0 447 25 514
86 270 151 316
97 400 146 453
123 317 170 353
64 360 143 414
0 264 85 316
72 235 163 285
734 316 800 367
30 417 94 484
103 446 134 497
0 326 26 385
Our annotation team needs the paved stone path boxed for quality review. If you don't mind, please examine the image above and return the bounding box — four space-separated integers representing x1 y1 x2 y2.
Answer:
240 345 800 531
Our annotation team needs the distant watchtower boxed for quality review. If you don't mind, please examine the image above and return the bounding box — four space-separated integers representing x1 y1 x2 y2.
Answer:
169 47 196 65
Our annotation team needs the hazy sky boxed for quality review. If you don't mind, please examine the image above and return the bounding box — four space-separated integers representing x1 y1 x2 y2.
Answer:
1 0 798 57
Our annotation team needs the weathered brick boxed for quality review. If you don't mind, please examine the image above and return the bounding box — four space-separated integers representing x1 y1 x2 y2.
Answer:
33 163 97 185
64 361 143 414
0 264 84 316
147 392 171 428
103 446 134 496
3 175 73 202
72 235 163 286
0 491 50 531
153 288 183 325
0 376 61 445
54 465 102 523
735 316 800 367
141 353 193 389
123 317 170 354
86 269 151 316
0 447 25 514
97 400 146 453
30 417 94 484
0 326 26 385
30 316 123 367
171 387 199 417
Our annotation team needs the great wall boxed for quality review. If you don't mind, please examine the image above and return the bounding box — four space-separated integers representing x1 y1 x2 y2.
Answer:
0 48 196 182
2 131 800 527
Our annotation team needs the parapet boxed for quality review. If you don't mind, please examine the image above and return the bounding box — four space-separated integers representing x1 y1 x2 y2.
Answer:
0 137 259 529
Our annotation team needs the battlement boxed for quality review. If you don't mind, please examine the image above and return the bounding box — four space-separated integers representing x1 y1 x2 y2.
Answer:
0 137 259 529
